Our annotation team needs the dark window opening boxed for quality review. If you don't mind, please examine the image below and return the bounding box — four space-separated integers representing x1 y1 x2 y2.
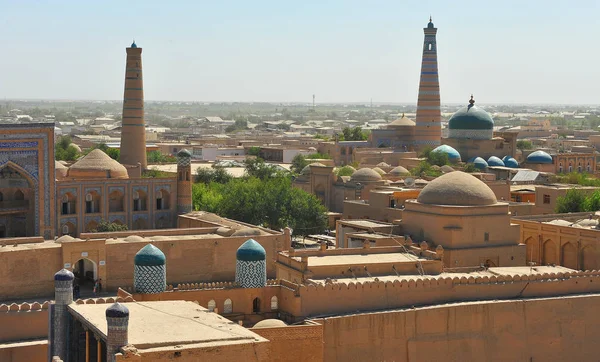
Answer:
252 297 261 313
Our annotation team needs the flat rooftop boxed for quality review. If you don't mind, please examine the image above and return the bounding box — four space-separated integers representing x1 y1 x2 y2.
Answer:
300 253 425 267
339 220 393 229
308 266 574 285
69 301 266 349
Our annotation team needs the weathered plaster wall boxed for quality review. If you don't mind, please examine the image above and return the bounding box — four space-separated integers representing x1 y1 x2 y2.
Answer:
0 341 47 362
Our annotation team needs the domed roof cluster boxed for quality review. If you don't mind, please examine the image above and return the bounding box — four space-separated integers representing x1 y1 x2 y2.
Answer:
134 244 166 266
371 167 386 176
69 149 129 179
350 168 383 182
526 150 553 164
236 239 266 262
487 156 504 167
389 166 410 176
417 171 497 206
502 155 519 168
432 145 461 162
448 96 494 140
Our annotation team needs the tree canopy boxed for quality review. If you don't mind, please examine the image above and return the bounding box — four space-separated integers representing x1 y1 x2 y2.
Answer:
195 166 232 184
90 220 128 233
55 135 81 161
291 154 309 174
192 176 327 236
516 140 533 150
556 189 600 213
340 126 369 141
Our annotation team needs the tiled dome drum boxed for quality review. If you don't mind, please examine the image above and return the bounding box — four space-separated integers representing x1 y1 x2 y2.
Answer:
177 149 192 167
134 244 166 294
235 239 267 288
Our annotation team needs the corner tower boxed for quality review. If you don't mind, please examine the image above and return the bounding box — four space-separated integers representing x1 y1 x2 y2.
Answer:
119 41 147 169
415 17 441 148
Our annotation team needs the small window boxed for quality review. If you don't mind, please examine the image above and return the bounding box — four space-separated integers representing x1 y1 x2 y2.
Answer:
62 225 70 235
270 296 278 311
224 299 232 314
207 300 216 312
428 43 432 51
484 232 489 242
252 297 261 313
543 194 550 204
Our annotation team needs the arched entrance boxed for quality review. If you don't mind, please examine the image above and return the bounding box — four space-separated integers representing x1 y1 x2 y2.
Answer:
0 164 36 237
73 258 98 294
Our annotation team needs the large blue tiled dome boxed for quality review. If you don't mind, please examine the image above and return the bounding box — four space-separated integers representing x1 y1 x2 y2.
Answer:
448 96 494 140
432 145 461 162
487 156 505 167
505 157 519 168
134 244 166 266
526 150 553 164
236 239 266 262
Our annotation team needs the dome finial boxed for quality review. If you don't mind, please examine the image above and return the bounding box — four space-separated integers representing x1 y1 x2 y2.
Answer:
468 94 475 109
430 15 432 22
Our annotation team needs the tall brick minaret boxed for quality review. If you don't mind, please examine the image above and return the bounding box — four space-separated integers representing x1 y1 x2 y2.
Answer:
119 41 147 169
414 17 441 148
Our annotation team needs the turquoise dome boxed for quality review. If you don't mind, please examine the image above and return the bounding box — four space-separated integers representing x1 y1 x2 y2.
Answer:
487 156 505 167
432 145 461 162
134 244 166 266
471 157 488 170
131 41 137 48
505 157 519 168
502 155 511 163
236 239 266 262
447 96 494 140
526 150 553 164
54 269 74 281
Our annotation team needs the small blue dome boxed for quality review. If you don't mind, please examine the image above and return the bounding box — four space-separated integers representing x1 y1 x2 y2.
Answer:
505 158 519 168
177 149 192 157
526 150 553 164
432 145 461 162
130 41 137 48
106 302 129 318
487 156 505 167
134 244 166 266
54 269 74 281
501 155 511 163
471 157 488 170
236 239 266 262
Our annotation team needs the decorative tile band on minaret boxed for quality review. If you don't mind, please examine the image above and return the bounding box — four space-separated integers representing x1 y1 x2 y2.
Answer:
415 17 442 147
119 41 147 169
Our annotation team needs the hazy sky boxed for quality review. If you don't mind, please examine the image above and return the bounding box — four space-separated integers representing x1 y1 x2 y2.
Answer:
0 0 598 104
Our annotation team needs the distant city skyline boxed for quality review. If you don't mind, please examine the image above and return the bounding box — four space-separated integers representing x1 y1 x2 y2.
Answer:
0 0 598 104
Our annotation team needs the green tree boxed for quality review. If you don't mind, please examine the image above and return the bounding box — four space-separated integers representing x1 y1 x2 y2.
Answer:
517 140 533 150
291 154 309 174
195 167 232 184
248 146 261 156
463 163 478 173
341 126 368 141
427 151 449 167
305 152 331 160
584 190 600 212
555 189 587 213
335 165 356 177
90 220 128 233
55 135 81 161
244 158 283 180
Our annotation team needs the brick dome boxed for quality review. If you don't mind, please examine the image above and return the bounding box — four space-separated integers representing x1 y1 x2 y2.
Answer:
417 171 497 206
69 149 129 179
